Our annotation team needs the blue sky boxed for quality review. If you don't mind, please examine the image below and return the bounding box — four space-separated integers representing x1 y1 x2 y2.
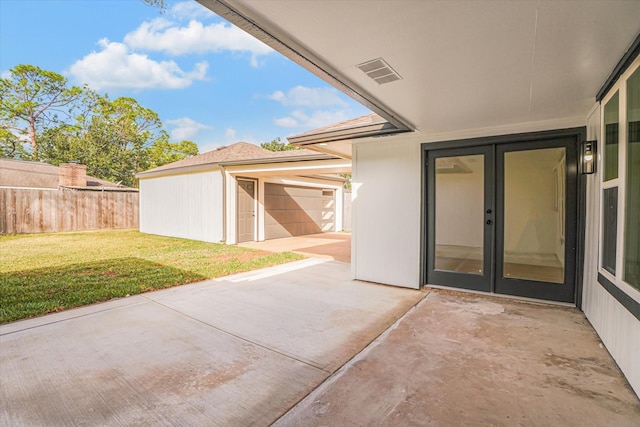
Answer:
0 0 369 153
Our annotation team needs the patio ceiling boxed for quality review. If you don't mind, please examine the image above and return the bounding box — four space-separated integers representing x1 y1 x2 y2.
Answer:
199 0 640 141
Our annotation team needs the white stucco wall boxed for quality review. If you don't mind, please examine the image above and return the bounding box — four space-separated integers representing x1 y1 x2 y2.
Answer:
139 170 224 243
352 138 422 288
581 104 640 396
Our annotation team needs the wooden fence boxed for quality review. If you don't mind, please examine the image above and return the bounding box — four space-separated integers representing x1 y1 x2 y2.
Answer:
0 188 139 234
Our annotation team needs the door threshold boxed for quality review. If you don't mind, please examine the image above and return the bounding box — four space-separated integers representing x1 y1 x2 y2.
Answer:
422 284 576 308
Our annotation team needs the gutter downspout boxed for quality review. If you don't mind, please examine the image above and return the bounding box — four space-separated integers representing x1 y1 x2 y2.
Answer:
220 165 227 244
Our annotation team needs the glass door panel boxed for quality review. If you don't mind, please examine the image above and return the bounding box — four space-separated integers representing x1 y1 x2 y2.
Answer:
495 139 577 303
435 154 485 275
427 146 493 293
502 148 566 283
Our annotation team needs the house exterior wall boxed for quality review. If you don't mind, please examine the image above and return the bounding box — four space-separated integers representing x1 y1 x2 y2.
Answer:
352 110 639 396
351 118 583 290
352 138 422 288
582 103 640 396
139 170 223 243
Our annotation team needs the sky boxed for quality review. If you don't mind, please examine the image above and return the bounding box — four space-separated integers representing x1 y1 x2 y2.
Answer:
0 0 370 153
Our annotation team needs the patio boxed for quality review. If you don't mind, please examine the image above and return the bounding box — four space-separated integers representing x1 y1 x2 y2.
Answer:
1 249 638 425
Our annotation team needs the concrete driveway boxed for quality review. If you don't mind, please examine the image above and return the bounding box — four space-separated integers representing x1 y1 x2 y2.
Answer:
239 232 351 263
2 248 639 425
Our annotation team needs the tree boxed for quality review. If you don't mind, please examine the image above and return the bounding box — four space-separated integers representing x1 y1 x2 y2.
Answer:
77 96 169 187
39 96 174 187
340 173 352 191
2 64 198 187
0 128 29 158
141 0 167 11
261 137 299 152
147 139 199 169
0 65 82 158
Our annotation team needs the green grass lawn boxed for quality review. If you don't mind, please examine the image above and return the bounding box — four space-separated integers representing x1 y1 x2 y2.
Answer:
0 229 304 324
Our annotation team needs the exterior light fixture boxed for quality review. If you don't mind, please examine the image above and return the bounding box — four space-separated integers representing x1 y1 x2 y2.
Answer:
582 140 597 174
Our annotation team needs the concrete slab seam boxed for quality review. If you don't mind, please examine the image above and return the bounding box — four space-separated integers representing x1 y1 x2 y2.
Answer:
272 290 431 425
143 296 330 372
0 298 147 337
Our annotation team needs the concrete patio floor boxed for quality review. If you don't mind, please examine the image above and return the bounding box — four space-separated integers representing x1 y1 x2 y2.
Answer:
1 250 639 425
276 289 640 426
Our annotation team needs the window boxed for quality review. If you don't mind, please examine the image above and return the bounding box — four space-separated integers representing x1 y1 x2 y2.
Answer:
600 56 640 296
602 187 618 275
602 93 619 274
624 67 640 289
604 92 619 181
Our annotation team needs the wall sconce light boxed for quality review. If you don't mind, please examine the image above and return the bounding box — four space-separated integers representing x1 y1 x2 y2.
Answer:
582 140 597 174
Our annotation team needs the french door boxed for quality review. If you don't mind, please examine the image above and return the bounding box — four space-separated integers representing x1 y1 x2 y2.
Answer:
426 137 577 303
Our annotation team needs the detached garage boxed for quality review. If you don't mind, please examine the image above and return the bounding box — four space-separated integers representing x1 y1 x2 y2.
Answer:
137 142 350 245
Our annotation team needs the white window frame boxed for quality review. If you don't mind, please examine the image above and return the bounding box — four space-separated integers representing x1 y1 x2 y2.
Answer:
599 54 640 304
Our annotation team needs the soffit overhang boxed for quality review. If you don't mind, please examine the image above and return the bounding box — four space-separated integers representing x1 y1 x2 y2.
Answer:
198 0 640 139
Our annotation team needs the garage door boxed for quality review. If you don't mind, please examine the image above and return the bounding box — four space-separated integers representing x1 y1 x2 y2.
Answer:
264 184 335 239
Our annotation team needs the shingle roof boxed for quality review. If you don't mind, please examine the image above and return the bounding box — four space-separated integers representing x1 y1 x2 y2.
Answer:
287 113 403 146
289 113 385 138
138 141 328 176
0 158 128 189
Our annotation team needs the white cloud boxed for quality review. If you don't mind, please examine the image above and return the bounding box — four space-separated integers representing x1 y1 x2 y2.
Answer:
274 109 350 130
270 90 286 103
225 128 237 141
269 86 347 108
165 117 212 141
123 18 272 65
69 39 208 90
169 1 215 20
274 116 299 128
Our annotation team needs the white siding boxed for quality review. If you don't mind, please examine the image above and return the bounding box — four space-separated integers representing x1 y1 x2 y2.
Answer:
582 104 640 396
139 170 223 243
352 138 421 288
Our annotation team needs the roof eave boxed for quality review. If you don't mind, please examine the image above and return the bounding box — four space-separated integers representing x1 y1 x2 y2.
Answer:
136 154 340 178
218 153 337 166
197 0 415 133
136 163 222 179
288 122 408 146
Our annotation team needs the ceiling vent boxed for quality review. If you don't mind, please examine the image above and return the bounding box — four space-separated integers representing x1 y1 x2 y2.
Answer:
356 58 402 85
